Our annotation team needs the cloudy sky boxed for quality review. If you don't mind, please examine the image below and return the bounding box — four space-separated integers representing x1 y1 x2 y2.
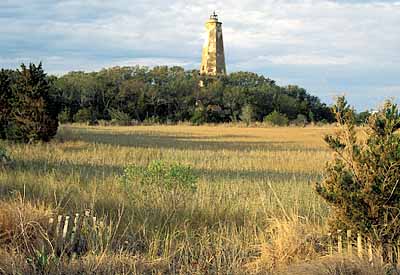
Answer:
1 0 399 110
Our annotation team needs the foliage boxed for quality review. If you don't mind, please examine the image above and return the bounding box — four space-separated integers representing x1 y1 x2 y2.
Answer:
190 105 207 125
73 108 92 123
58 109 70 124
355 110 371 125
121 160 198 192
0 70 13 139
240 104 254 126
50 66 333 125
316 97 400 249
0 64 60 142
108 108 132 126
291 114 308 127
264 111 289 126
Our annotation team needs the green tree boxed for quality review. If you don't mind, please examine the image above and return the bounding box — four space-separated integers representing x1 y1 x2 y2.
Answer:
0 70 13 139
316 97 400 264
264 111 289 126
47 65 334 125
5 63 60 142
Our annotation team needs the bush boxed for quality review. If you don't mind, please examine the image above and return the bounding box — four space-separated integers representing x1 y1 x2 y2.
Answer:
191 106 207 125
264 111 289 126
58 109 70 124
0 64 60 142
240 104 254 126
108 108 132 126
73 108 92 123
291 114 308 127
121 160 198 213
121 160 197 192
316 97 400 263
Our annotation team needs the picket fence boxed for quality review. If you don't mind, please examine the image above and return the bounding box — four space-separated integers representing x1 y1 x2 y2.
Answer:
46 210 102 255
45 214 399 265
327 229 399 265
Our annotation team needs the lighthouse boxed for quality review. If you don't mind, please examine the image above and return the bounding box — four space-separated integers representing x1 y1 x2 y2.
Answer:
200 12 226 76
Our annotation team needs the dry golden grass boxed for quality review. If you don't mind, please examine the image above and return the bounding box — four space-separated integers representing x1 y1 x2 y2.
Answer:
0 124 342 274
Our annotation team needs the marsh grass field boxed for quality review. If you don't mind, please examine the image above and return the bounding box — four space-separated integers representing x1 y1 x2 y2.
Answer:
2 124 376 274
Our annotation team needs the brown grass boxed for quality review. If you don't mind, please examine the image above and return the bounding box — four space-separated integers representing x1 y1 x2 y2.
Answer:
0 124 353 274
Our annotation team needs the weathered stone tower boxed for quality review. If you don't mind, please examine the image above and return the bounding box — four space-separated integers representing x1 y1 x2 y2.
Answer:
200 12 226 76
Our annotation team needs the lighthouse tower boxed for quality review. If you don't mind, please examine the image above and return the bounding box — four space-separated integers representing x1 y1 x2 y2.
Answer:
200 12 226 76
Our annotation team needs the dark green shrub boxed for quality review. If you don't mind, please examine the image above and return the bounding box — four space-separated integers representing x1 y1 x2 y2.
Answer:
316 97 400 262
0 70 13 139
264 111 289 126
1 64 60 142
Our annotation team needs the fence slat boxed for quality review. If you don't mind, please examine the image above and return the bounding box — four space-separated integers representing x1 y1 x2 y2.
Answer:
62 216 70 239
397 240 400 265
70 214 79 245
368 238 373 265
357 233 363 258
55 215 62 238
44 210 103 258
337 230 342 254
347 230 352 256
48 217 55 236
328 233 333 255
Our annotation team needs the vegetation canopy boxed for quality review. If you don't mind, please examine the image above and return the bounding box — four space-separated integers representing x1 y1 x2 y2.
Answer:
316 97 400 249
0 63 61 142
54 66 335 125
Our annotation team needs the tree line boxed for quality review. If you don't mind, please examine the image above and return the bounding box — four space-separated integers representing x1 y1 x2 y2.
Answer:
3 63 375 142
54 65 335 125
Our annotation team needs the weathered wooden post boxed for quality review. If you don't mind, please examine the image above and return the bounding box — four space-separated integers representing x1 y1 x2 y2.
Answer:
337 230 343 254
368 238 373 265
357 233 363 258
328 233 333 255
347 230 352 256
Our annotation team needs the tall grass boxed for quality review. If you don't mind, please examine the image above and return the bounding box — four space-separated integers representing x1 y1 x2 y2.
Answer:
0 124 338 273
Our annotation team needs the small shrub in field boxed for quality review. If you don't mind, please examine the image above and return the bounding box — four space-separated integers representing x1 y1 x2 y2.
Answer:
58 109 70 124
240 104 254 126
291 114 308 127
73 108 92 123
264 111 289 126
108 108 132 126
191 106 207 125
121 160 198 192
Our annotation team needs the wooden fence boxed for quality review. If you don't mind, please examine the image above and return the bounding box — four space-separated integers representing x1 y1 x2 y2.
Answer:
327 229 399 265
46 210 102 256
